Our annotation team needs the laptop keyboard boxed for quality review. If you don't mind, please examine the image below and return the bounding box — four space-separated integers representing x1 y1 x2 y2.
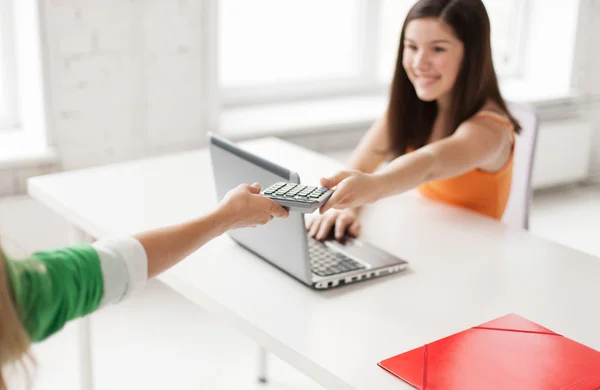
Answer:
308 238 366 277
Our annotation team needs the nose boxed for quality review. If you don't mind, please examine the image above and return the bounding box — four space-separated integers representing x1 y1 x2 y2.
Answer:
413 50 430 72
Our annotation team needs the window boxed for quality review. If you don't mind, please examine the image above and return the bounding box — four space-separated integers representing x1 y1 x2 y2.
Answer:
0 0 18 129
219 0 527 106
219 0 373 105
482 0 528 75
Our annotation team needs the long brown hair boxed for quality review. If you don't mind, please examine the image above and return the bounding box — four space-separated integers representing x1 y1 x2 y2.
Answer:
0 248 33 390
386 0 520 156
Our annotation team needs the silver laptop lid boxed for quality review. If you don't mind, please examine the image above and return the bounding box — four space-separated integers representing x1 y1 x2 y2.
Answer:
209 133 313 285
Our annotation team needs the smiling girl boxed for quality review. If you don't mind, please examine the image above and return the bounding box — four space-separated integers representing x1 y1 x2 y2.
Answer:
308 0 521 241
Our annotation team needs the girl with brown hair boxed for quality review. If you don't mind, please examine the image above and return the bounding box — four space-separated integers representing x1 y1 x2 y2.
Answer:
309 0 521 241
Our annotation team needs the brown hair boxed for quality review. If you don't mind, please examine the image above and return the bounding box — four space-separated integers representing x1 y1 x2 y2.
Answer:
0 248 33 390
386 0 520 156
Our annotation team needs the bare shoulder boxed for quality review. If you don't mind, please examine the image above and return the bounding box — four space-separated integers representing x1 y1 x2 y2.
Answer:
454 101 512 149
453 101 513 170
457 115 510 147
460 100 513 138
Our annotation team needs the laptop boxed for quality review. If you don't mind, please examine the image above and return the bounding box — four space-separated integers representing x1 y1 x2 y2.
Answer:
209 133 408 289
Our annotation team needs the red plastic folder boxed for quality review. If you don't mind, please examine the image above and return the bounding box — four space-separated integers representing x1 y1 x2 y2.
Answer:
378 314 600 390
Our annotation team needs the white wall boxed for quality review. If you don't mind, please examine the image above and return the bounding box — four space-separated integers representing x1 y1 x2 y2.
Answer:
573 0 600 182
2 0 600 196
42 0 208 170
585 0 600 181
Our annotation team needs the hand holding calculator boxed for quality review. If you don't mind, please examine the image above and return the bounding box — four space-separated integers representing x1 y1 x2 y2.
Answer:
261 182 334 213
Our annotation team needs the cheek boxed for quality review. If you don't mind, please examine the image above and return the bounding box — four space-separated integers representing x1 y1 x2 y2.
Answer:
434 57 461 82
402 53 413 75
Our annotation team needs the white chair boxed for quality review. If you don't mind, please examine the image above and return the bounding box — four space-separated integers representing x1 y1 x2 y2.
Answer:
501 101 540 230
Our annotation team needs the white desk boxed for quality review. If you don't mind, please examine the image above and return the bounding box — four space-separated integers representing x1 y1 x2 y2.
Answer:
29 138 600 390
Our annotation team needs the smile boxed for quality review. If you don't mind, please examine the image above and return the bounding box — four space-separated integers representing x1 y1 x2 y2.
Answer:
415 75 440 87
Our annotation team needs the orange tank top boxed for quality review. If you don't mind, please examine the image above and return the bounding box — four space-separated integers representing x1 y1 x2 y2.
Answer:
417 111 515 220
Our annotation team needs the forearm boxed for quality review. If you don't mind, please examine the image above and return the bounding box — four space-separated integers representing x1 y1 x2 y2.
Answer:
374 149 438 199
135 208 233 279
345 119 392 214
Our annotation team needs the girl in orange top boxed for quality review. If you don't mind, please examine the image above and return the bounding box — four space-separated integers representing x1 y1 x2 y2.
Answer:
308 0 521 241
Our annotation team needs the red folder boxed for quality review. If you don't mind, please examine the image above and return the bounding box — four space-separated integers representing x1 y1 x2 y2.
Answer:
378 314 600 390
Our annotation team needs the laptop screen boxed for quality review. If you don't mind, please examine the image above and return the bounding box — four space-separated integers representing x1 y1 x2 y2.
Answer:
209 134 313 285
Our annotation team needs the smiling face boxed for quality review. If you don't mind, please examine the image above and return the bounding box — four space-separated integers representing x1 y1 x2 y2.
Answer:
402 17 465 103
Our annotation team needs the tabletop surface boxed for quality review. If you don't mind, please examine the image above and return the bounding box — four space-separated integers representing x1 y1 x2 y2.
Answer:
28 137 600 389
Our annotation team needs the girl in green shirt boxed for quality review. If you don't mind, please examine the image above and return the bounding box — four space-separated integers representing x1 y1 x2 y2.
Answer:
0 183 288 390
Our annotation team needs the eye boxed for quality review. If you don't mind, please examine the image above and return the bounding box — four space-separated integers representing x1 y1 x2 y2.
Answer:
433 46 446 53
406 44 418 51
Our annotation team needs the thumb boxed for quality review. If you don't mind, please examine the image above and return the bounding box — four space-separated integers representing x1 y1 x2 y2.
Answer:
249 182 261 194
271 202 290 218
320 171 351 188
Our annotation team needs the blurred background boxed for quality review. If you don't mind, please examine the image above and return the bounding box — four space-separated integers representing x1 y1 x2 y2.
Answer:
0 0 599 389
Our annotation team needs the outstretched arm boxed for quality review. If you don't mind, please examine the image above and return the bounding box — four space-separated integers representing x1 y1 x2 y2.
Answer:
138 183 289 278
4 183 288 342
320 117 512 213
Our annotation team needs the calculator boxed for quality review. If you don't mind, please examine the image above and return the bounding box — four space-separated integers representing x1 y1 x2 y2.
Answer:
261 182 334 213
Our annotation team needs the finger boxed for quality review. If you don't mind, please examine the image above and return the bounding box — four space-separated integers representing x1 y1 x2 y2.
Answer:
306 214 320 230
310 214 332 238
334 215 352 241
316 215 337 241
348 221 361 237
320 191 348 214
277 208 290 218
306 216 314 231
319 194 339 214
249 182 261 194
270 202 289 218
320 170 351 189
308 217 322 237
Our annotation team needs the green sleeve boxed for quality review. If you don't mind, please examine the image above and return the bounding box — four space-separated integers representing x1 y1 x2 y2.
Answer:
6 244 104 342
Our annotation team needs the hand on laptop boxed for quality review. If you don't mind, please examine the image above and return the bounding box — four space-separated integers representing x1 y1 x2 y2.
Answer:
217 183 290 230
307 208 361 241
318 170 383 214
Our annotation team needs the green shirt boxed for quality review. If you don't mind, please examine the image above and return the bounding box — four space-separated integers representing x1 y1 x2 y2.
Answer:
5 245 104 342
3 237 147 342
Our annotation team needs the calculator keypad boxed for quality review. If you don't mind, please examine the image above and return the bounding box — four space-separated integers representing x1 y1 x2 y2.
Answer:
263 182 329 203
